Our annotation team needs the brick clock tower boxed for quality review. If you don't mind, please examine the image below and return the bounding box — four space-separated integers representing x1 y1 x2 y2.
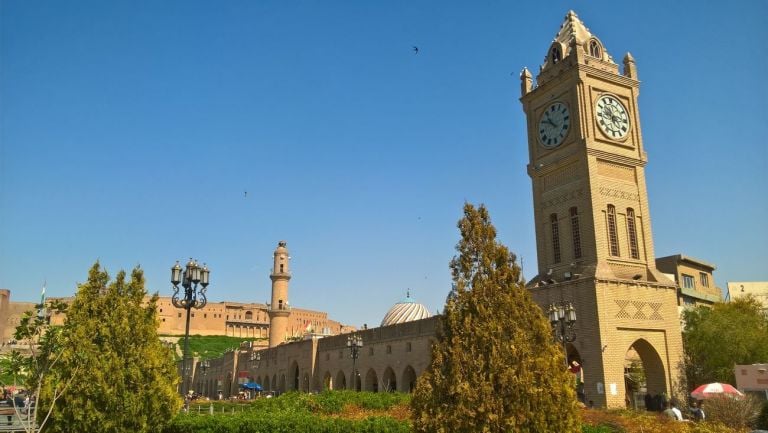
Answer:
520 11 683 408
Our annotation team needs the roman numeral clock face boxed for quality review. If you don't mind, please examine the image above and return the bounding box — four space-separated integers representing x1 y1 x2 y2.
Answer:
537 102 570 149
596 95 630 139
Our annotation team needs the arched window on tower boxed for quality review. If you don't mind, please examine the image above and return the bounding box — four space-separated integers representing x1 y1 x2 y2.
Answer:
607 205 620 257
550 213 561 263
551 45 562 64
280 264 284 273
626 208 640 259
589 39 602 59
570 207 582 259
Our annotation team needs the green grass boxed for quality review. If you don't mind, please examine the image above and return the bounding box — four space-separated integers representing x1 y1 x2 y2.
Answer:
162 335 264 361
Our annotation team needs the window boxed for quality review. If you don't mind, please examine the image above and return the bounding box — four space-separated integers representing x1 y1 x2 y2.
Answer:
326 353 330 361
368 347 374 356
204 314 207 318
589 39 602 58
386 345 392 354
550 214 561 263
162 318 166 322
607 205 620 256
551 46 561 64
159 308 163 313
682 274 695 289
280 264 284 273
570 207 582 259
406 342 412 352
626 208 639 259
700 273 709 287
178 313 182 318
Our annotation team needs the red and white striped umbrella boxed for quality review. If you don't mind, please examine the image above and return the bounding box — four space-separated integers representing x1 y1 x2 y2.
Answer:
690 382 744 400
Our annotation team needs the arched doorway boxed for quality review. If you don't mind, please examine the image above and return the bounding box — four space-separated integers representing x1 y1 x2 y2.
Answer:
335 371 347 390
625 339 667 411
264 376 271 391
401 365 417 393
364 368 379 392
565 343 585 404
354 370 362 391
290 362 300 391
382 367 397 392
279 374 286 393
323 372 333 390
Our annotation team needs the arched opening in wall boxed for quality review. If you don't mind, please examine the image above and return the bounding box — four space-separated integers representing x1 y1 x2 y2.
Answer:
278 374 286 393
364 368 379 392
264 375 270 391
401 365 417 393
302 373 310 392
565 344 585 404
290 362 300 391
354 371 362 391
382 367 397 392
335 371 347 390
245 311 253 320
323 371 333 390
624 339 667 411
256 376 262 387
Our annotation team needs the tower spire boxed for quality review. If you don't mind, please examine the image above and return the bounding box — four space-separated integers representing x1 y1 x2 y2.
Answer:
267 241 291 347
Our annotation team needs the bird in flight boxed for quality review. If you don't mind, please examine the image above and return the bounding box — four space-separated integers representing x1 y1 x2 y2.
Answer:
244 191 248 198
412 46 419 54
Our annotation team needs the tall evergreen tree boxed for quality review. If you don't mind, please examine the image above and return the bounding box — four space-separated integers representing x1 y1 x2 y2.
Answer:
411 203 580 433
39 263 181 433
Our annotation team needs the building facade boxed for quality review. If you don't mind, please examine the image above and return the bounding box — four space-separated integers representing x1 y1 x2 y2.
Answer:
727 282 768 312
655 254 722 312
519 11 684 408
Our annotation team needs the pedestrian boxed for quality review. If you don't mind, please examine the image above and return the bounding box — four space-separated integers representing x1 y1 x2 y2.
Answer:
662 402 680 420
690 401 705 422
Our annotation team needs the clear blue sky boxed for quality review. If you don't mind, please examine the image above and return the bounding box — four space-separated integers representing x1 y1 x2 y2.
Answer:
1 1 766 328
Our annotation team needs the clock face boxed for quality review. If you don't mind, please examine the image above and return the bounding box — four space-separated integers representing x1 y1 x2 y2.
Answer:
538 102 570 149
596 95 630 139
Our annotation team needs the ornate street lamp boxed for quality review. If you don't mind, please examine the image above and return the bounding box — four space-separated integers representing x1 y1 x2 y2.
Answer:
171 258 210 397
346 334 363 391
200 360 210 397
250 351 261 368
548 301 576 366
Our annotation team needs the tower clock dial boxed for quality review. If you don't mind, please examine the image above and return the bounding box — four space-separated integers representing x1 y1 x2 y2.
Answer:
596 95 630 139
538 102 570 149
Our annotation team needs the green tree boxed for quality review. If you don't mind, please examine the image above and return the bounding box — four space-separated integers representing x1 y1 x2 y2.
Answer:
39 263 181 432
682 296 768 387
411 203 580 433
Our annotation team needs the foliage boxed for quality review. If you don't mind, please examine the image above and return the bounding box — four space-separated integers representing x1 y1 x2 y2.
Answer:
39 263 182 433
5 299 71 432
758 399 768 430
682 296 768 387
410 203 580 433
581 408 747 433
168 335 258 361
164 391 411 433
704 394 762 430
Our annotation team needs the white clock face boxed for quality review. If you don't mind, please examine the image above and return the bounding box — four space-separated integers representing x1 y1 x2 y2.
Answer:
596 95 630 139
538 102 570 149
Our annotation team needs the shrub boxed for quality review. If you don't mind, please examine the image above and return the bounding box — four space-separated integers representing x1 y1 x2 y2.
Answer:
756 399 768 430
704 395 762 430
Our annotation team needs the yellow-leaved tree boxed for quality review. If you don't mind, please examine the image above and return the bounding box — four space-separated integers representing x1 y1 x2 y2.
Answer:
411 203 580 432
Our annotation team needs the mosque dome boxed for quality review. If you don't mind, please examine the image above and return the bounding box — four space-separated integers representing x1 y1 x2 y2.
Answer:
380 292 431 327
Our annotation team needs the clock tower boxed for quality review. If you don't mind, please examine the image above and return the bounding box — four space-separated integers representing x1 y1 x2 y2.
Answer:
520 11 683 408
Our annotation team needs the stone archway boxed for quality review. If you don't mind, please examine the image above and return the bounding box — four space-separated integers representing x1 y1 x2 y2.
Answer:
625 339 667 411
336 370 347 390
382 367 397 392
364 368 379 392
264 375 271 391
401 365 417 393
279 374 286 393
290 362 300 391
323 371 333 390
565 343 585 404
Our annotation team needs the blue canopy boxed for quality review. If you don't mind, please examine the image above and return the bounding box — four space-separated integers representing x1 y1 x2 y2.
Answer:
241 382 262 391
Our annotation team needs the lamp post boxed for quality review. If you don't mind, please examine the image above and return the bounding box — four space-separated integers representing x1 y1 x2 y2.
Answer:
548 301 576 366
346 334 363 391
171 258 210 397
200 360 210 397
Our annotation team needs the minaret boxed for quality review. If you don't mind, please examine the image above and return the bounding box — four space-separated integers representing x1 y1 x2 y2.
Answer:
267 241 291 348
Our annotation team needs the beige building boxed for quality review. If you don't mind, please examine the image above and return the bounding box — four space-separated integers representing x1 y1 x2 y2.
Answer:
655 254 722 311
520 11 684 408
735 364 768 400
727 282 768 312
